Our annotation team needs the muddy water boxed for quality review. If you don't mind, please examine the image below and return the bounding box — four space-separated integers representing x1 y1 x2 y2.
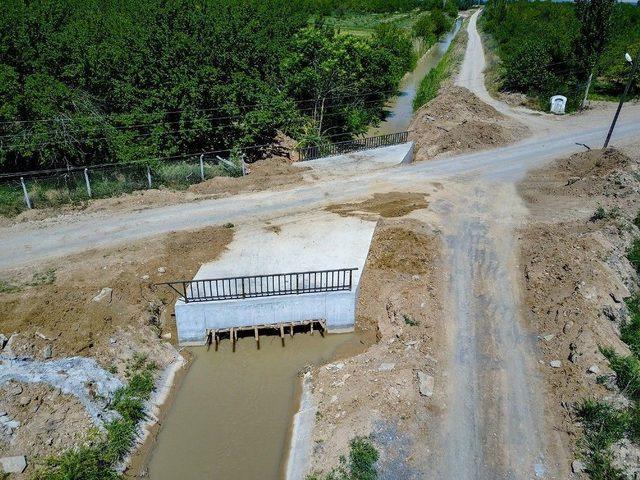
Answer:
147 333 364 480
368 18 462 136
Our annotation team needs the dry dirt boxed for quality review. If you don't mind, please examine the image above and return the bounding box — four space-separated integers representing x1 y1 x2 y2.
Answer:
0 224 233 472
308 205 446 477
517 147 640 475
325 192 428 219
408 85 527 162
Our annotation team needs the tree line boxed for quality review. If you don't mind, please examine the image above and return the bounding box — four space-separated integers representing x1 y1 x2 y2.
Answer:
481 0 640 111
1 0 457 172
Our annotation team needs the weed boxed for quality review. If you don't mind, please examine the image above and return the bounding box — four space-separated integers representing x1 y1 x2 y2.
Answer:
634 210 640 229
26 268 57 287
0 280 21 294
307 436 378 480
601 347 640 401
224 222 235 229
629 238 640 273
403 314 420 326
577 399 628 450
31 356 156 480
592 205 607 221
621 294 640 357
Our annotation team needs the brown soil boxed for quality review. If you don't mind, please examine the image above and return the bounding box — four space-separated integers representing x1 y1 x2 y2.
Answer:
409 85 526 161
326 192 428 219
0 225 233 467
188 157 308 196
517 147 640 473
309 213 445 476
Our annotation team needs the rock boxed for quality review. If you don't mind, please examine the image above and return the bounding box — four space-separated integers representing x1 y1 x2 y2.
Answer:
602 305 618 321
157 267 166 273
563 321 574 334
330 395 338 403
18 396 31 406
142 274 150 280
109 337 117 345
92 287 113 303
541 334 555 342
326 362 345 372
550 360 562 368
0 455 27 473
161 332 172 340
5 420 20 429
588 365 600 375
10 385 23 396
571 460 586 473
42 344 53 359
0 334 7 349
417 372 434 397
378 363 395 372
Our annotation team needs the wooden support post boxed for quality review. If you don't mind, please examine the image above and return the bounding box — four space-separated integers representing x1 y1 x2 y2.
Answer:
254 326 260 350
290 323 294 337
206 330 212 351
279 324 285 347
214 330 219 352
318 321 325 337
231 328 236 353
310 321 314 335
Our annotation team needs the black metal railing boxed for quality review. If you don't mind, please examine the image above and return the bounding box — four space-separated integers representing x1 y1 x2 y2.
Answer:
297 131 409 161
157 268 358 303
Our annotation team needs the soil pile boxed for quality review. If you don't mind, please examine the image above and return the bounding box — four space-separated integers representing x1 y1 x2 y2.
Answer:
517 147 640 471
326 192 428 219
409 85 526 161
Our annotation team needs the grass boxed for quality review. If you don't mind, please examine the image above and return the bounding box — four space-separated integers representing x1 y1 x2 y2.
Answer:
629 238 640 274
31 356 156 480
0 160 233 218
0 268 56 294
413 23 463 111
307 436 379 480
316 12 417 38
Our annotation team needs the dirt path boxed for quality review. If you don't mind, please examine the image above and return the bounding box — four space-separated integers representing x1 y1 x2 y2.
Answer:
431 182 567 479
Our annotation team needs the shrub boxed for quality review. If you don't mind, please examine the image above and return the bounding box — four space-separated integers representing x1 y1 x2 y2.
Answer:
629 238 640 273
601 347 640 401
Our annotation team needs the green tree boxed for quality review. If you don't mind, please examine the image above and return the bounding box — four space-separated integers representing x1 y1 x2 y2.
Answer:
574 0 616 108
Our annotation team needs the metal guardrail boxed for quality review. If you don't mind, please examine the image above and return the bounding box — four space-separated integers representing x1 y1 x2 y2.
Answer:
157 268 358 303
297 131 409 161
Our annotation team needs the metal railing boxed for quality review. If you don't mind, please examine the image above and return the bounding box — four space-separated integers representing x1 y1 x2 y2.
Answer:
157 267 358 303
297 131 409 161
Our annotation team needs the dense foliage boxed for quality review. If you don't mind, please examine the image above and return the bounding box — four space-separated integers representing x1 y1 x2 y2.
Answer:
0 0 418 172
481 0 640 110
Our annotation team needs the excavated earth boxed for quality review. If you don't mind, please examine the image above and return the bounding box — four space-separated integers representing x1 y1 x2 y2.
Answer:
518 147 640 477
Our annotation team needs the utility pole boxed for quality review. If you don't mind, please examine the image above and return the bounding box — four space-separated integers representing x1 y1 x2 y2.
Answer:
603 51 639 148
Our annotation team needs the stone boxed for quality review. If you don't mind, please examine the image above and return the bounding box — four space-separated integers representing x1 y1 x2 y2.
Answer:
563 321 574 334
109 337 117 344
588 365 600 375
18 396 31 406
0 455 27 473
157 267 166 273
161 332 172 340
378 363 395 372
571 460 585 474
541 334 555 342
417 372 434 397
330 395 338 404
92 287 113 303
602 305 618 321
0 334 7 350
42 344 53 359
10 385 23 396
550 95 567 115
141 275 150 280
326 362 345 372
550 360 562 368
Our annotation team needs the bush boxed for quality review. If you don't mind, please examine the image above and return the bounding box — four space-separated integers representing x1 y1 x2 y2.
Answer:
307 436 378 480
621 294 640 357
602 347 640 401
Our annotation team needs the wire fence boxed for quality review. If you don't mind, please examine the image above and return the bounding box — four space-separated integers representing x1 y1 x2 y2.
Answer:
0 156 243 217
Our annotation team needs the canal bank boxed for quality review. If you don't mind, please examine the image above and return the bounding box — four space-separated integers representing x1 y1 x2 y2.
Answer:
368 17 462 136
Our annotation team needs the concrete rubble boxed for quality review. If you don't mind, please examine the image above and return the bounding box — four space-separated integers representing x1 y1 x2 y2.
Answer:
0 455 27 473
0 355 122 424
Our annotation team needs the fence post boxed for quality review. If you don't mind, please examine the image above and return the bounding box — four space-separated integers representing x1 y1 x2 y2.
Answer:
146 165 152 189
20 177 32 209
84 168 92 197
199 154 205 181
241 154 247 176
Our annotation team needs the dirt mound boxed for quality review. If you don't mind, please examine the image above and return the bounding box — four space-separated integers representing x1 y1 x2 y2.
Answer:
188 157 308 195
409 86 526 161
368 227 434 274
326 192 428 219
519 148 638 213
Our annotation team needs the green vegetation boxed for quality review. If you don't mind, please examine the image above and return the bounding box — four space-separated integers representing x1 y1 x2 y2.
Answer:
591 204 621 222
480 0 640 111
0 268 56 293
31 355 156 480
307 436 379 480
629 238 640 273
403 314 420 326
0 0 420 176
413 27 463 110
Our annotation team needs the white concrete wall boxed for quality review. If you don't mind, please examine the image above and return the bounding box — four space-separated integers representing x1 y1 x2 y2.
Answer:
175 288 357 345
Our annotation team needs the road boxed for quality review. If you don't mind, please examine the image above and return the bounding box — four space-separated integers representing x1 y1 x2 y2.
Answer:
1 10 639 479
